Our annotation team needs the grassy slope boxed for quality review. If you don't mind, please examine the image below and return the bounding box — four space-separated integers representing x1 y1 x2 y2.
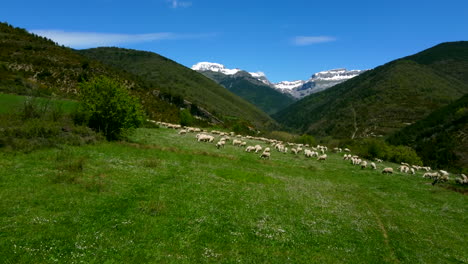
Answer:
200 71 296 115
0 93 77 114
78 48 277 129
1 127 466 263
0 22 181 123
273 42 468 138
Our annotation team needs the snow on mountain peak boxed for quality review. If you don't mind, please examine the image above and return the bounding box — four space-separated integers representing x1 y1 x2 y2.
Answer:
191 62 241 75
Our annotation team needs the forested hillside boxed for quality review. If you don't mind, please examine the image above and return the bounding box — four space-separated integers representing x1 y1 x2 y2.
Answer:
78 48 277 129
273 42 468 139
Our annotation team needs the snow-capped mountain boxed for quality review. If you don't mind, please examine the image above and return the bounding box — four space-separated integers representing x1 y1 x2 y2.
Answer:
192 62 272 86
274 68 367 99
192 62 367 99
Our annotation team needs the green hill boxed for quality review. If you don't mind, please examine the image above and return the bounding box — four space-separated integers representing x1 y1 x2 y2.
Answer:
0 22 180 122
78 47 277 129
198 70 296 115
387 93 468 171
273 42 468 138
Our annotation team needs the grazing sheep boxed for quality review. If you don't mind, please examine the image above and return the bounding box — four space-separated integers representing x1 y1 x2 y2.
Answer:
304 149 313 158
240 142 247 147
254 145 263 153
264 147 270 152
317 154 327 161
370 162 377 170
382 168 393 174
375 158 383 163
245 146 255 152
410 168 415 175
455 174 468 185
178 129 187 135
423 172 440 179
260 151 270 159
344 148 351 152
424 171 448 185
232 139 242 146
291 148 298 155
360 160 367 169
216 141 225 149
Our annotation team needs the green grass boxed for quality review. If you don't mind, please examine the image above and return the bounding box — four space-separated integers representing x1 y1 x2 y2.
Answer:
0 127 466 263
0 93 77 114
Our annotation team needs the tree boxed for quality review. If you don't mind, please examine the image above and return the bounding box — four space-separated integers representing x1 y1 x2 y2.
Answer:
78 76 145 140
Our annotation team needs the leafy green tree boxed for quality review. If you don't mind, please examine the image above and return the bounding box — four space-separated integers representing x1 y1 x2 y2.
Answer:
179 109 193 127
78 76 145 140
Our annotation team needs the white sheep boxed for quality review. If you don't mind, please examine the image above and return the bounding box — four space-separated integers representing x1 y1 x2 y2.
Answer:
254 145 263 153
370 162 377 170
178 129 187 135
317 154 327 161
260 151 270 159
360 160 367 169
216 141 225 149
382 168 393 174
232 139 242 146
455 174 468 185
245 146 255 152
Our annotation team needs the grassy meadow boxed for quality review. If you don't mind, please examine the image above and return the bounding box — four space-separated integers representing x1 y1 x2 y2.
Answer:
0 126 467 263
0 93 78 114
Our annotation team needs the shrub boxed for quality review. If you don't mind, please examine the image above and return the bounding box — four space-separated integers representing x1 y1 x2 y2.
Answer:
77 76 145 140
179 109 193 127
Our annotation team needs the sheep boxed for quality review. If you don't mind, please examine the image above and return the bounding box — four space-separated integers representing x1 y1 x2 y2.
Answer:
291 148 298 155
232 139 242 146
423 172 440 180
245 146 255 152
216 141 225 149
360 160 367 169
240 142 247 147
317 154 327 161
382 168 393 174
455 174 468 185
304 149 313 158
370 162 377 170
260 151 270 159
264 147 270 152
254 145 263 153
344 148 351 152
375 158 383 163
178 129 187 135
410 168 415 175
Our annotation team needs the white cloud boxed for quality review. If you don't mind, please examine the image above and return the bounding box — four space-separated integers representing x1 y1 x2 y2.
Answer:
169 0 192 8
30 30 209 48
293 36 336 46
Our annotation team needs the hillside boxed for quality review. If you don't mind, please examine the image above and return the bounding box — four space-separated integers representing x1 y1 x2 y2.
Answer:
273 42 468 138
199 70 296 115
0 22 181 122
78 48 277 129
387 94 468 171
1 126 466 263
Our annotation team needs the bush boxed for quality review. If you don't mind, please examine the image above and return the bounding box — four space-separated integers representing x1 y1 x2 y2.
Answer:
179 109 193 127
77 76 145 140
350 138 422 165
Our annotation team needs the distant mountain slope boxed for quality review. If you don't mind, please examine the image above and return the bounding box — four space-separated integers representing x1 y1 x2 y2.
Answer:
387 94 468 171
0 22 181 122
273 42 468 138
196 69 295 115
79 48 277 129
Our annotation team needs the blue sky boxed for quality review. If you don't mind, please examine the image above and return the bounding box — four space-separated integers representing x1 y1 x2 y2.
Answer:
1 0 467 82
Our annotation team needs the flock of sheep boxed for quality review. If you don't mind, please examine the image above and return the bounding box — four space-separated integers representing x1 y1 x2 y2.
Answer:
153 121 468 187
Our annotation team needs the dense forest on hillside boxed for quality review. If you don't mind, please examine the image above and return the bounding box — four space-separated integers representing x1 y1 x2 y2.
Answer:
273 42 468 139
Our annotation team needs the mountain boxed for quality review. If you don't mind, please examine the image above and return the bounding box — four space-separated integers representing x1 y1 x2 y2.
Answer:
192 62 295 115
273 41 468 139
275 69 367 99
0 22 181 122
0 22 276 129
78 48 277 129
387 93 468 171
